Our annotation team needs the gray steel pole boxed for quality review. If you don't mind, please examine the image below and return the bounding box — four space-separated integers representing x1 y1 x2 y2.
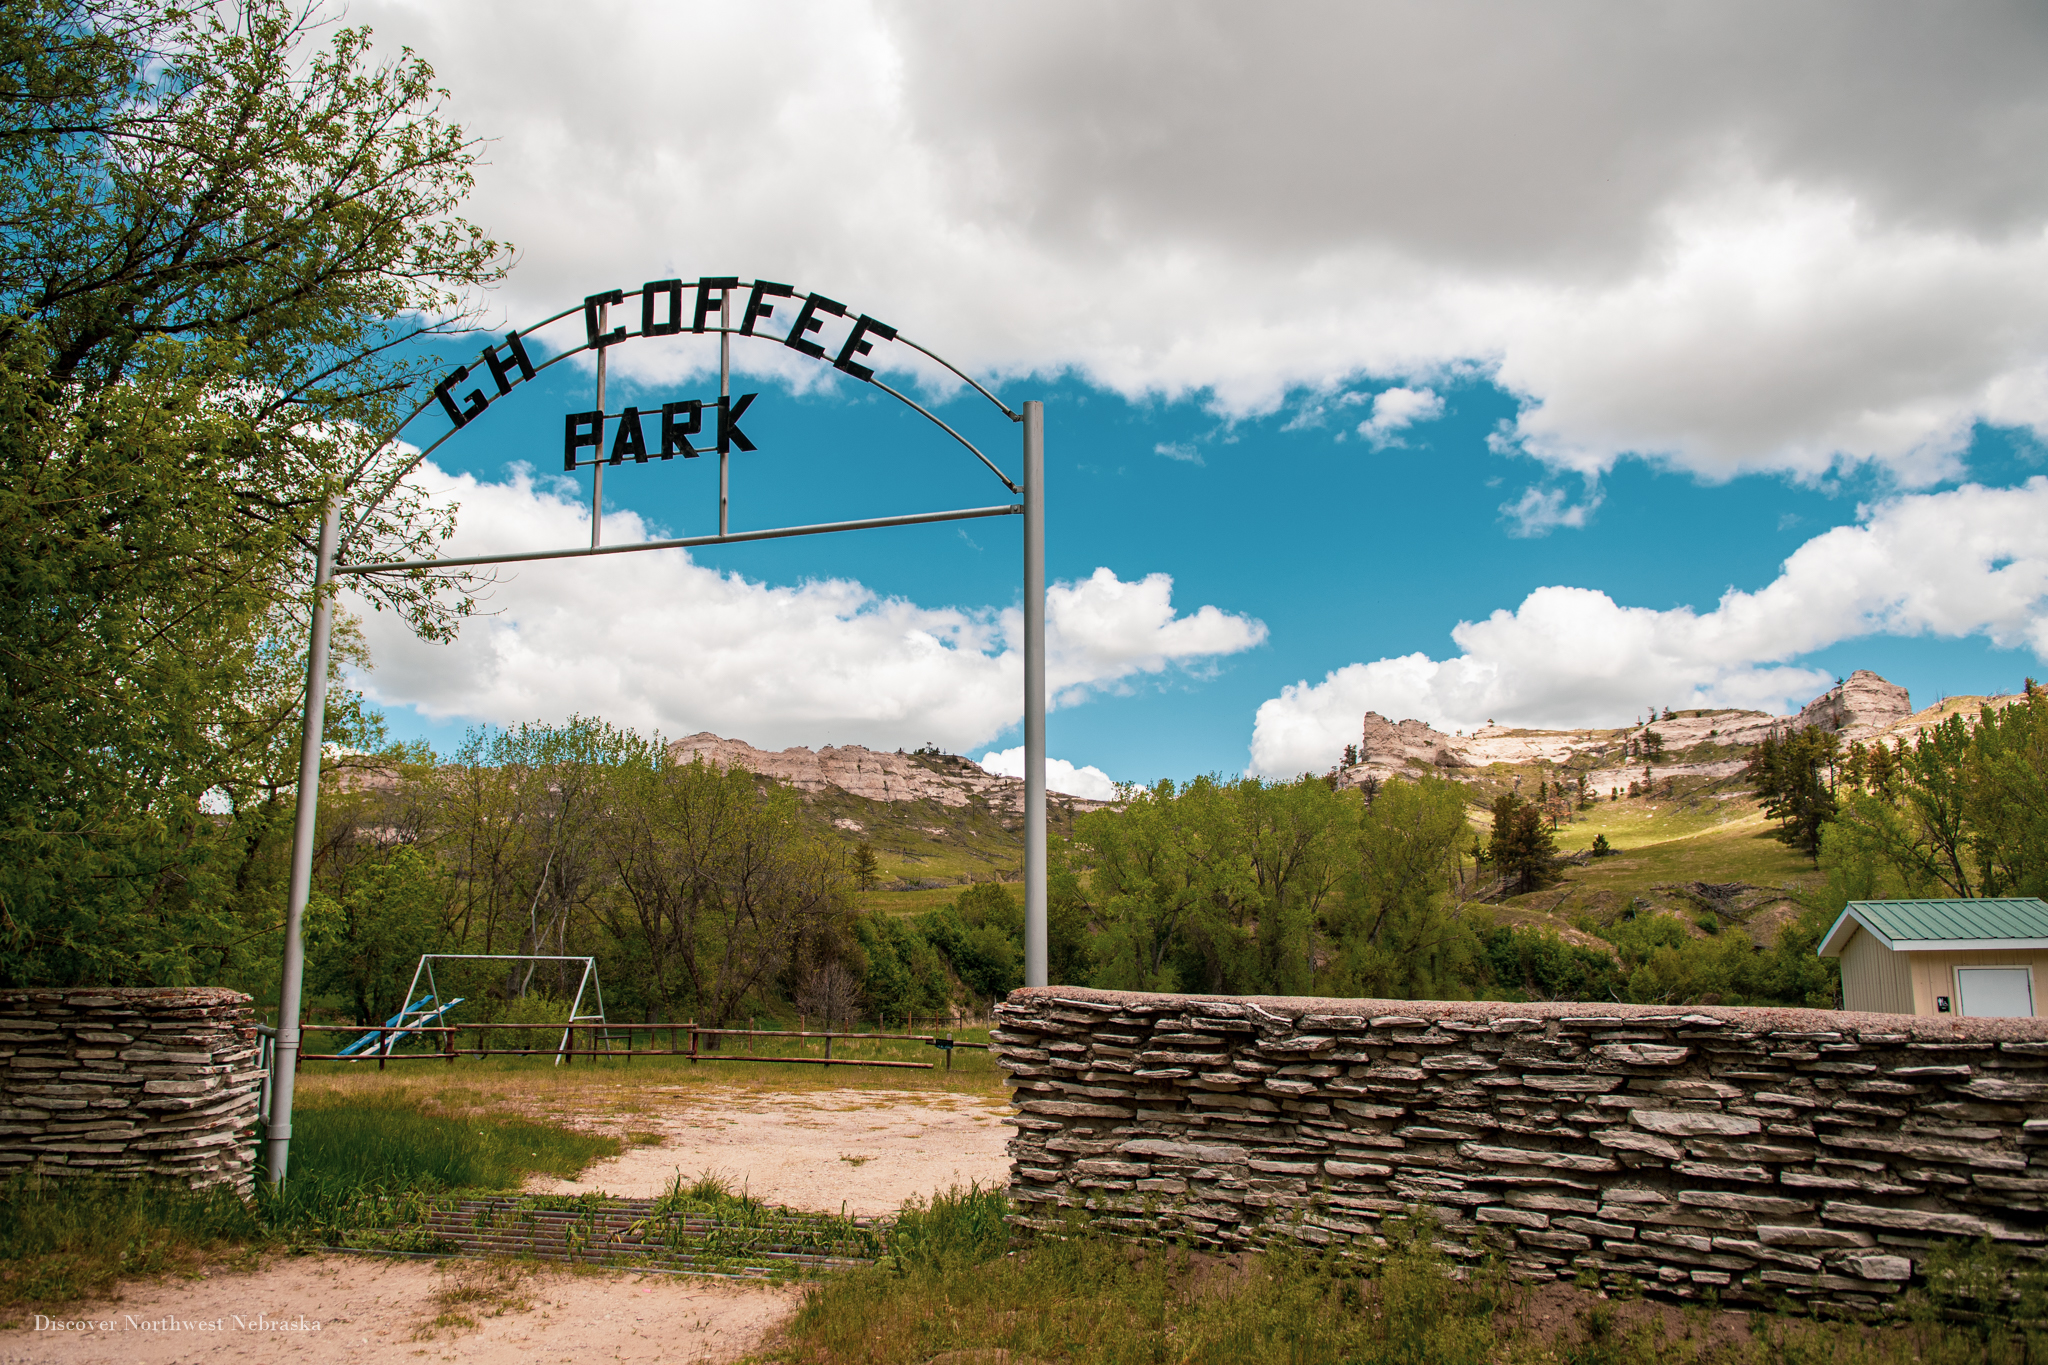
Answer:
1022 401 1047 987
591 299 609 549
265 498 340 1187
719 291 731 536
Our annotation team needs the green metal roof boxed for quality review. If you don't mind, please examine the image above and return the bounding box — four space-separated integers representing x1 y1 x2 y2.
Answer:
1817 898 2048 957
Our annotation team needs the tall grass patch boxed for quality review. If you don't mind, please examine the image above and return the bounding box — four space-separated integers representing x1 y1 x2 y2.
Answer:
267 1093 619 1240
0 1176 264 1320
772 1201 2048 1365
285 1093 617 1191
776 1207 1510 1365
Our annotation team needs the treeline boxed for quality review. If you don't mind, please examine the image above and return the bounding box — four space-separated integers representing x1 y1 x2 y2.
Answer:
187 716 1044 1029
1755 682 2048 903
89 708 1840 1022
1022 773 1833 1009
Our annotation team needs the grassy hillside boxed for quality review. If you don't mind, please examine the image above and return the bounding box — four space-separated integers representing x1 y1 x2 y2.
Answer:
791 734 1828 955
799 777 1096 917
1481 766 1824 955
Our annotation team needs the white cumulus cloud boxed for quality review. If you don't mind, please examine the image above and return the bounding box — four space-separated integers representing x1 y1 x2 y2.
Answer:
1249 478 2048 775
346 463 1265 753
355 1 2048 483
1355 387 1445 448
1500 482 1606 537
975 748 1120 802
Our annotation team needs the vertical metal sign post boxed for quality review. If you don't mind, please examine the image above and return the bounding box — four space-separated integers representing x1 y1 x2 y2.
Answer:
720 290 732 535
263 275 1044 1186
264 499 339 1186
1022 401 1047 988
590 297 609 548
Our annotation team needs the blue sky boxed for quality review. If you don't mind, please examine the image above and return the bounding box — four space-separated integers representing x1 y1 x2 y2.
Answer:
343 3 2048 795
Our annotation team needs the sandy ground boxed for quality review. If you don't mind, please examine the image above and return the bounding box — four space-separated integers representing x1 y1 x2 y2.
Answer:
526 1087 1015 1214
1 1090 1015 1365
1 1255 798 1364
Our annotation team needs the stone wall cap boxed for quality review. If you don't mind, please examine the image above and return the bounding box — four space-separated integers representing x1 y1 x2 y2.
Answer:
0 988 252 1008
1002 987 2048 1042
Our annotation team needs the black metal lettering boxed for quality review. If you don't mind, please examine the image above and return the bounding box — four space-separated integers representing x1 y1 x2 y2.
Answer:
481 330 535 394
641 280 684 337
564 410 603 470
782 293 845 359
717 392 757 454
693 276 740 333
833 314 898 382
434 363 488 427
583 289 625 347
661 400 702 457
741 280 793 336
611 407 649 463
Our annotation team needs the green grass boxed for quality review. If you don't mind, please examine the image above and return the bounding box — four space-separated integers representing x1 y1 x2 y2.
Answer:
768 1197 2048 1365
0 1095 622 1319
0 1176 265 1320
1483 784 1825 950
287 1092 618 1192
854 884 977 917
295 1024 1005 1099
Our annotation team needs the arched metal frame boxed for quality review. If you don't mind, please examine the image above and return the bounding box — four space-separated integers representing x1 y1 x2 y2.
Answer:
263 278 1048 1188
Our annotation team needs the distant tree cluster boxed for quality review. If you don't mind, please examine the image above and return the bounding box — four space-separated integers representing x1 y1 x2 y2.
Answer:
1817 682 2048 901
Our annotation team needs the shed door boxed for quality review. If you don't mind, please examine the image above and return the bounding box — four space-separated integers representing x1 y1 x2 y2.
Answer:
1955 967 2035 1018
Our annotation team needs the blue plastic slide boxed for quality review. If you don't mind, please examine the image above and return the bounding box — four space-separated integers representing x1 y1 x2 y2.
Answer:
338 994 466 1057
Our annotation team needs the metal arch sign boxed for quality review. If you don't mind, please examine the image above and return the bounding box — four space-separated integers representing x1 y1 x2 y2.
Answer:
264 273 1051 1189
342 276 1027 574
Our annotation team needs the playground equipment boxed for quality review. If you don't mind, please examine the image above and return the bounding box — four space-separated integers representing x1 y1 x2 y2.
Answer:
402 954 610 1064
336 994 467 1058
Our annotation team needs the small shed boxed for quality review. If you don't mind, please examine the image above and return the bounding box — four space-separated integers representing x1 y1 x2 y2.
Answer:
1817 898 2048 1017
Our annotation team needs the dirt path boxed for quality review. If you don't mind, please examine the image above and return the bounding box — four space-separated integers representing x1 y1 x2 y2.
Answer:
526 1087 1014 1214
2 1255 797 1364
3 1087 1015 1363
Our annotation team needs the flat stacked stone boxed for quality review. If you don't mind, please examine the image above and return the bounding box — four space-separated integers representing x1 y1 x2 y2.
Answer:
0 987 263 1196
995 988 2048 1312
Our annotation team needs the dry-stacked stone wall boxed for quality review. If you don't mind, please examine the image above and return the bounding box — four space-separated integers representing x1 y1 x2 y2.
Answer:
0 988 263 1195
995 987 2048 1311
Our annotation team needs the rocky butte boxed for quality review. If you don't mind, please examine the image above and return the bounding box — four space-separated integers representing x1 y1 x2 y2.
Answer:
666 733 1111 815
1339 670 1918 791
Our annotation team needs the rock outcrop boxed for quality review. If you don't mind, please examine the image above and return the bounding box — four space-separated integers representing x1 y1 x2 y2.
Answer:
1789 670 1914 741
666 734 1110 813
1345 672 1914 785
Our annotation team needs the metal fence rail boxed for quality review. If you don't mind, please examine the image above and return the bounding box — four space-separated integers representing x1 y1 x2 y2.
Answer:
283 1021 990 1071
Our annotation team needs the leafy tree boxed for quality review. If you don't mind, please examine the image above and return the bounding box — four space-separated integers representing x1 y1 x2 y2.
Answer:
1482 925 1616 1001
851 842 883 891
853 914 951 1023
596 748 852 1034
1081 777 1259 993
0 0 506 985
1746 728 1838 856
918 882 1023 1004
1045 847 1097 986
1487 793 1557 895
1966 687 2048 897
304 844 448 1027
1320 777 1478 999
1232 775 1345 993
1815 689 2048 902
